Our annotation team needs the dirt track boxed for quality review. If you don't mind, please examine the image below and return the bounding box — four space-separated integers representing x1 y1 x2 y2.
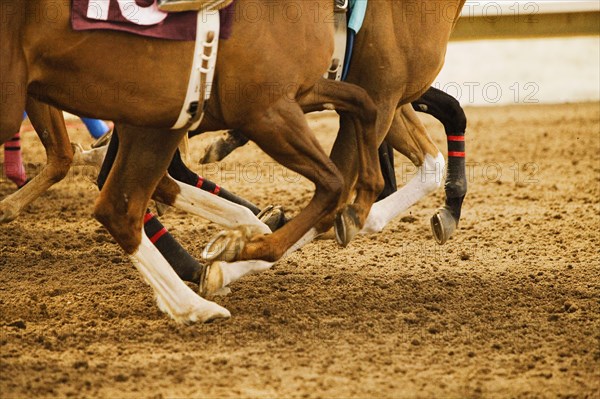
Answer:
1 102 599 398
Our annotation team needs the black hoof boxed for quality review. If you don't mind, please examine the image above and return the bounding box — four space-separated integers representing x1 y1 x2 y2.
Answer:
258 205 288 232
334 206 360 247
430 207 457 245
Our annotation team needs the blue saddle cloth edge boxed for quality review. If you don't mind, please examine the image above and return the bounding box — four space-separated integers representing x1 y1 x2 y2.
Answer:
342 0 367 80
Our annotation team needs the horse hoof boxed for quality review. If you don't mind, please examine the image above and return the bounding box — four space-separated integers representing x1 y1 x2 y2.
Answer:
154 201 170 217
258 205 287 232
91 130 113 149
0 204 18 223
334 206 361 247
199 261 224 299
200 138 234 164
202 230 245 262
430 207 457 245
194 300 231 324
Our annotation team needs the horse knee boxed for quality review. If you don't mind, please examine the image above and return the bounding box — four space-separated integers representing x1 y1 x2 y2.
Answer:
93 198 141 254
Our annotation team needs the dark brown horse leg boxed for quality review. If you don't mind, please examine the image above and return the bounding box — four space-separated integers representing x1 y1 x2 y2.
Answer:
207 98 344 263
93 124 229 323
298 79 383 246
0 98 73 222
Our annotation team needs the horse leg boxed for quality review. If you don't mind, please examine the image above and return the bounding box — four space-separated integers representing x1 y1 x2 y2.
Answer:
413 87 468 244
153 174 271 235
93 125 229 323
298 78 383 246
205 97 344 263
0 98 73 222
362 103 445 234
167 149 268 218
72 143 109 169
93 131 211 285
199 130 249 164
200 81 383 297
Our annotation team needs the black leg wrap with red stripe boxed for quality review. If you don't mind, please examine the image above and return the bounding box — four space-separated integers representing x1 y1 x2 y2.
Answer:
445 154 467 222
413 87 467 136
144 211 203 283
414 87 468 225
168 149 262 215
444 131 467 224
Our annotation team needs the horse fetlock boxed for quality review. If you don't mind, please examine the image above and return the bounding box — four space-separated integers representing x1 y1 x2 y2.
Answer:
318 170 344 211
44 155 73 184
94 205 141 254
72 143 108 169
370 174 386 200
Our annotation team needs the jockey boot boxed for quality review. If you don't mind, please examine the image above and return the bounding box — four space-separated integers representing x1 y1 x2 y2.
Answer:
335 0 348 12
157 0 232 12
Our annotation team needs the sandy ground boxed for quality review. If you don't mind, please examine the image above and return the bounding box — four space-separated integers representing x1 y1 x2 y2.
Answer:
1 102 599 398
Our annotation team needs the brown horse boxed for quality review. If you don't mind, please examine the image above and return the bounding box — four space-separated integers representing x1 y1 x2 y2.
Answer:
1 0 381 323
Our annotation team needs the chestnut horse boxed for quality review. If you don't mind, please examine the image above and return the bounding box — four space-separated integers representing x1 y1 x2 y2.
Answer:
1 0 381 323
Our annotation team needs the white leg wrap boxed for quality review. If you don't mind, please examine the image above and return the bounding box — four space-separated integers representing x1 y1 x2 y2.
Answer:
362 152 445 234
130 231 230 323
213 228 320 289
171 177 271 234
219 260 274 287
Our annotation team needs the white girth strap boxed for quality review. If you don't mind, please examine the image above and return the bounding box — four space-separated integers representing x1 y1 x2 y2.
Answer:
172 9 220 130
324 12 348 81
